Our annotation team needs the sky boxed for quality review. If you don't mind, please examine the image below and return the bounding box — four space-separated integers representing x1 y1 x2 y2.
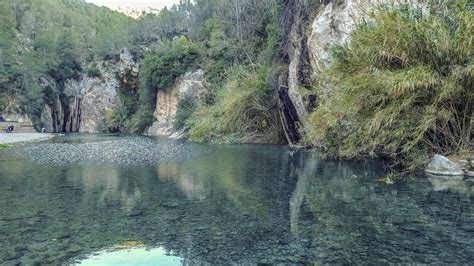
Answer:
85 0 180 12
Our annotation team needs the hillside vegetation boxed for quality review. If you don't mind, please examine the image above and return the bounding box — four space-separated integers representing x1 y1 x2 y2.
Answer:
0 0 471 169
306 1 473 169
0 0 132 124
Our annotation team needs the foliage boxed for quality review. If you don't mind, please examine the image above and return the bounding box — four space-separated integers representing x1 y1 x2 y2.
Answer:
116 68 140 116
86 64 102 79
187 65 284 144
305 2 473 169
0 0 133 120
140 37 201 92
185 0 285 143
102 68 141 133
102 103 128 133
20 84 44 127
0 1 16 96
48 31 82 85
0 143 9 149
467 158 474 171
174 94 197 130
127 106 154 134
128 37 201 133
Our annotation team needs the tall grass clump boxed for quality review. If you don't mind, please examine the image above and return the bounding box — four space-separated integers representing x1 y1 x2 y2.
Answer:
187 65 285 144
306 1 473 169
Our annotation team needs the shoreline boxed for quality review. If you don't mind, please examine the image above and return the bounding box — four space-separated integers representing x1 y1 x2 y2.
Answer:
0 133 56 145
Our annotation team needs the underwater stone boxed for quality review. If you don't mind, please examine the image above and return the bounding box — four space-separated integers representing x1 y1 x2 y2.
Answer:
161 202 180 208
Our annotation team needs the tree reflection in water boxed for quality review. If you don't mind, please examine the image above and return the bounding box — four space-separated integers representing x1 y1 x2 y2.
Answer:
0 135 472 264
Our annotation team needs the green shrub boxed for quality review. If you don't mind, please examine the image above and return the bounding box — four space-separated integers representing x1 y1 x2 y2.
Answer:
187 65 284 144
467 158 474 171
21 84 45 128
127 106 154 134
174 94 197 129
140 37 201 93
116 68 140 117
306 2 473 169
102 102 128 133
0 93 8 113
0 143 9 149
86 64 102 78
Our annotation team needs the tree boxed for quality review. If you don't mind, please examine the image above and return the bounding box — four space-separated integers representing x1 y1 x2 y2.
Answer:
49 30 82 86
0 1 17 92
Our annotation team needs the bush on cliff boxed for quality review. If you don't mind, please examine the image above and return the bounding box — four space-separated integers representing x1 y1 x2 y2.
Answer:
128 106 154 134
140 37 201 93
174 94 197 130
306 2 473 169
86 64 102 79
187 65 284 144
185 1 284 143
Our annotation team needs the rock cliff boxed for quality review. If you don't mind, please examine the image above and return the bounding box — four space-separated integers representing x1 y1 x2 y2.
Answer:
41 49 138 133
147 70 204 137
279 0 418 143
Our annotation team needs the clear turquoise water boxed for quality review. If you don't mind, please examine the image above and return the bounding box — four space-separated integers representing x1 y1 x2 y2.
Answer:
0 134 473 264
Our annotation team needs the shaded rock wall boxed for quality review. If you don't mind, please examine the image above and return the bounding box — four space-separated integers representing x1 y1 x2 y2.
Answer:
277 0 325 144
0 114 36 133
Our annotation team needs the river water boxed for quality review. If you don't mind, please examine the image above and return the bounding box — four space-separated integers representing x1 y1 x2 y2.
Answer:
0 134 472 264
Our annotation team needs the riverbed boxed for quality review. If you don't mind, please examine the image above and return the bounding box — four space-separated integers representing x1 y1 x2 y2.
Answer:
0 134 472 264
0 133 56 144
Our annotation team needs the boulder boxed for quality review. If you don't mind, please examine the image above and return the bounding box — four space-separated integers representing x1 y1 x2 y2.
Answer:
425 154 464 176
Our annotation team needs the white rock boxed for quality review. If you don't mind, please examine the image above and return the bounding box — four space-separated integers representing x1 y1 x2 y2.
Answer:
425 154 464 176
147 70 204 137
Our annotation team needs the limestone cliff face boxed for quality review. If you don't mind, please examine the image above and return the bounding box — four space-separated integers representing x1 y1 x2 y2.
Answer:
41 49 138 133
147 70 204 137
308 0 389 79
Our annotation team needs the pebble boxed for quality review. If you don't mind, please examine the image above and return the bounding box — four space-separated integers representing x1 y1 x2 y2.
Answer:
11 136 208 166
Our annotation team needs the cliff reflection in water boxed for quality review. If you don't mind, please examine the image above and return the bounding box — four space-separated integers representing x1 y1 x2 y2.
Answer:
0 135 472 264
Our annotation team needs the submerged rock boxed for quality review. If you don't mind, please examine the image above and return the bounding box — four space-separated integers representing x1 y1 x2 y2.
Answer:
427 174 466 192
425 154 464 176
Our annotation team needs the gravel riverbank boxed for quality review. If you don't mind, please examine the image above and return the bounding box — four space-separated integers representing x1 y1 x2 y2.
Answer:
0 133 56 144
